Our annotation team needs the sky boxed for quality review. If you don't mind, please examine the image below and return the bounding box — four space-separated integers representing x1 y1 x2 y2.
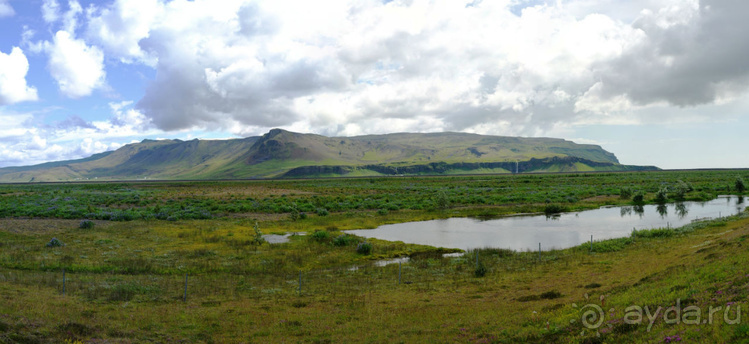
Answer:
0 0 747 169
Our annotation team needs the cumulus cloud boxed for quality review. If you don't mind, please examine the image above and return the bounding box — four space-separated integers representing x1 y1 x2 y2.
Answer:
44 30 106 98
0 101 156 167
33 0 749 138
582 0 749 110
0 0 14 17
85 0 161 64
42 0 61 23
35 1 107 98
0 47 39 104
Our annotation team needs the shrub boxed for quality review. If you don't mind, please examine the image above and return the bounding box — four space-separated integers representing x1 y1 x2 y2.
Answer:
654 187 669 204
356 242 373 255
632 228 674 239
435 191 449 210
288 210 300 221
736 176 746 193
474 261 487 277
79 220 95 229
672 180 692 200
589 237 633 253
315 208 329 216
632 191 645 203
333 234 356 247
46 237 64 248
251 222 265 246
377 209 388 216
619 187 633 199
384 203 400 211
311 230 330 242
544 204 567 215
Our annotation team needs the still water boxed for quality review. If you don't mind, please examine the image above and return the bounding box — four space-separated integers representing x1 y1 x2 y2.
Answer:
345 196 746 251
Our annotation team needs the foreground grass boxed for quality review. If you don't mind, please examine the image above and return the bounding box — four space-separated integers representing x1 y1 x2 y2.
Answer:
1 213 749 343
1 170 749 343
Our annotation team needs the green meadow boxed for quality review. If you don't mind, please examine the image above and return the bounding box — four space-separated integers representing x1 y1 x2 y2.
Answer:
1 170 749 343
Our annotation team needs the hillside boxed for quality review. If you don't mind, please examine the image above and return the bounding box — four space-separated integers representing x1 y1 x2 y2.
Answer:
0 129 657 182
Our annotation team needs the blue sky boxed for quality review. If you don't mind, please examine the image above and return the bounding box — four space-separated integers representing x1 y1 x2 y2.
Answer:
1 0 748 169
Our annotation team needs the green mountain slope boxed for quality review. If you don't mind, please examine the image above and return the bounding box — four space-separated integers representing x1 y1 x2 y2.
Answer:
0 129 657 182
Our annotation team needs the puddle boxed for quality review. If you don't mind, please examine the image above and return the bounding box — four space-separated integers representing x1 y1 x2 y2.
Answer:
262 232 305 244
345 196 747 251
374 257 410 267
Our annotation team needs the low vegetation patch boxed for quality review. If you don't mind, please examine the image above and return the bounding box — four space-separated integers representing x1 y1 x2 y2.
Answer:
0 170 748 342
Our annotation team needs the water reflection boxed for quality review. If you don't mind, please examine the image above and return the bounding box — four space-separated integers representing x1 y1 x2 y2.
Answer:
739 196 745 204
345 196 747 252
675 203 688 219
656 204 668 218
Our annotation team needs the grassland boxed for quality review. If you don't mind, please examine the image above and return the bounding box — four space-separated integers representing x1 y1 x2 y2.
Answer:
1 170 749 343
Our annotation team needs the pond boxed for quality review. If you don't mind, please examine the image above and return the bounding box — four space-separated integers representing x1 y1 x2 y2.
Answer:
345 196 746 252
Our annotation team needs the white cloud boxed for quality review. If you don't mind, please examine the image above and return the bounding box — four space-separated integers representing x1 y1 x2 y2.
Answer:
85 0 162 64
0 0 14 17
61 0 83 33
109 0 649 137
0 112 34 138
42 0 61 23
0 47 39 104
0 102 157 167
23 0 749 142
44 30 106 98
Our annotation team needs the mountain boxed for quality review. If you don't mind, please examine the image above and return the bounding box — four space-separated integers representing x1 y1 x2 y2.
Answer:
0 129 657 182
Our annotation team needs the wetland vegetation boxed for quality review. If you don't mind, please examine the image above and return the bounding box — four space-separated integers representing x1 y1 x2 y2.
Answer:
1 170 749 343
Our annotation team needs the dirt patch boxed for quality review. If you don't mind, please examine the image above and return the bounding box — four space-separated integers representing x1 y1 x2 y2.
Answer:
582 195 618 203
0 218 81 234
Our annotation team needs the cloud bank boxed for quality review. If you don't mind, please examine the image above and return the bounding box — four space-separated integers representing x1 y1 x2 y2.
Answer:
4 0 749 168
72 0 747 138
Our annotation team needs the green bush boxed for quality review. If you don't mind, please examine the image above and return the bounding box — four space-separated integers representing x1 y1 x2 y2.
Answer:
315 208 329 216
311 230 330 242
654 187 669 203
619 187 632 199
632 191 645 203
377 209 388 216
288 210 300 221
46 237 64 248
333 234 357 247
474 261 487 277
384 203 400 211
589 237 633 253
672 180 692 200
631 228 674 239
736 176 746 193
544 204 567 215
356 242 373 255
79 220 95 229
251 222 265 246
435 191 449 210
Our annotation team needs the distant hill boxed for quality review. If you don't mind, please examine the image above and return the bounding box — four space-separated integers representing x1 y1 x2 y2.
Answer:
0 129 658 182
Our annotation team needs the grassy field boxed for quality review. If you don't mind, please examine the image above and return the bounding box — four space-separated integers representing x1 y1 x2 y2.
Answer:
1 170 749 343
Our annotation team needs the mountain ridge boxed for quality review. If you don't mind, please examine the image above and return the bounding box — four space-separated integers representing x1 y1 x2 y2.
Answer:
0 129 657 182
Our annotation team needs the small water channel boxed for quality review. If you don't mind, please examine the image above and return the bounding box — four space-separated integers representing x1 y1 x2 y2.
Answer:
345 196 746 252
